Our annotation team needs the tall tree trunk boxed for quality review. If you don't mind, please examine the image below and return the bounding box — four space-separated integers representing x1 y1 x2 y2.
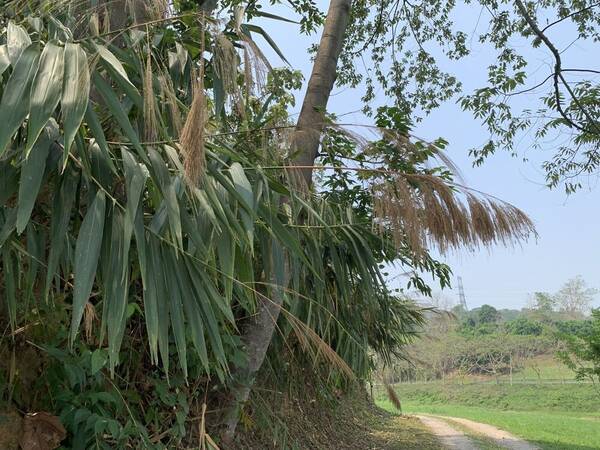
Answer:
290 0 352 189
221 0 352 445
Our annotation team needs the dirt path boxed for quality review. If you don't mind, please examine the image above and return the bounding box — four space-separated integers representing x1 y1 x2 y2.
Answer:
444 417 539 450
416 415 539 450
415 415 480 450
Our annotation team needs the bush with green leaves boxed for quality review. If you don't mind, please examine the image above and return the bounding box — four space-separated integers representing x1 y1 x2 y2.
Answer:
557 309 600 388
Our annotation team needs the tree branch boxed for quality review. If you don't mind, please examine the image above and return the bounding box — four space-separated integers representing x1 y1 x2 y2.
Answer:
515 0 600 136
540 2 600 33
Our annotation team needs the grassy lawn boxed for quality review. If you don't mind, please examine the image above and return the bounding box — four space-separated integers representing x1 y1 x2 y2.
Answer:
497 355 576 382
376 381 600 450
383 381 600 414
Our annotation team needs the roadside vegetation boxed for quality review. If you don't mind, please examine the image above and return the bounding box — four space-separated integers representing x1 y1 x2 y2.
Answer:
376 282 600 450
1 0 600 448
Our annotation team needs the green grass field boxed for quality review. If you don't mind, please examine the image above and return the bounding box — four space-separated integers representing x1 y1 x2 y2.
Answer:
376 381 600 450
384 381 599 413
497 355 576 382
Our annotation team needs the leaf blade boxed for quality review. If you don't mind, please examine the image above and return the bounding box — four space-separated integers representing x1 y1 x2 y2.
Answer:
0 44 40 156
7 22 31 65
26 42 64 155
62 43 90 160
16 123 54 233
70 190 106 344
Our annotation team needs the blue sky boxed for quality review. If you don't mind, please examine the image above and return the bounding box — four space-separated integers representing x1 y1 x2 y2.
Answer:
253 1 600 310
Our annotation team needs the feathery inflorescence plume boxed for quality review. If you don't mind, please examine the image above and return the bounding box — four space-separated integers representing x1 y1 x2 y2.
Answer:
180 18 207 185
372 173 536 256
143 53 158 142
213 33 239 97
180 68 207 185
384 381 402 412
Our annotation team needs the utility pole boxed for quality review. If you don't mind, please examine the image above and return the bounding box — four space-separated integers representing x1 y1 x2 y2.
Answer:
457 276 468 311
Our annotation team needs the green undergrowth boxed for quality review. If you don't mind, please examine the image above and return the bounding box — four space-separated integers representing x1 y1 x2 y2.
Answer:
236 374 442 449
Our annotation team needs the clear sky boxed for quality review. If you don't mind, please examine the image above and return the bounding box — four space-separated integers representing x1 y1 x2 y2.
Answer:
253 1 600 310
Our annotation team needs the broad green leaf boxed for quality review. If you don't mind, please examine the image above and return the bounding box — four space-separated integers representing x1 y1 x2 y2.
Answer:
163 145 184 173
229 163 254 211
0 160 19 206
26 16 43 33
7 22 31 65
217 236 235 304
2 248 17 332
24 223 45 305
192 188 221 233
84 105 117 172
122 149 147 276
70 190 106 344
185 258 226 365
0 208 17 247
105 211 129 374
95 45 142 108
148 147 182 247
201 269 236 326
141 231 159 365
61 43 90 161
46 14 73 42
213 72 225 117
0 45 10 76
149 237 170 374
258 203 312 270
168 43 188 88
271 238 286 290
44 169 78 300
243 24 289 65
229 162 255 245
129 29 146 47
95 45 135 91
178 261 209 373
0 45 40 156
254 11 299 24
164 248 188 377
16 123 54 234
26 42 64 155
91 72 146 162
91 349 108 375
88 141 115 191
180 208 209 255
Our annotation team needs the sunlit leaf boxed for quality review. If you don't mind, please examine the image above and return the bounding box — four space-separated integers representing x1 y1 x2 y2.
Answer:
61 43 90 163
26 42 64 155
7 21 31 65
0 44 40 156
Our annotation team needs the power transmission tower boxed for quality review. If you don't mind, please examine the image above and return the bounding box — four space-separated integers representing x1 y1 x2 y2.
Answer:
457 276 468 311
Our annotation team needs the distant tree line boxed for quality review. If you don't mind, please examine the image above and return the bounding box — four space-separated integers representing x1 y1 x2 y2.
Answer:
380 276 599 385
453 276 598 337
